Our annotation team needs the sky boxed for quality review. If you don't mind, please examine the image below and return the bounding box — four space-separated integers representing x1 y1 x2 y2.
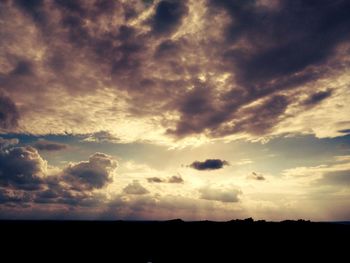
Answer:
0 0 350 221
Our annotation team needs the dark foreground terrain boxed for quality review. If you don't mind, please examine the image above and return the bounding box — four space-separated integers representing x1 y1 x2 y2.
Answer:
1 219 349 262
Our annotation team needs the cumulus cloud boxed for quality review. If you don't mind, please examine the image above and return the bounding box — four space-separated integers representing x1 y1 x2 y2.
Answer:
33 140 68 151
0 188 31 205
123 180 149 195
190 159 229 171
0 140 118 208
0 146 46 190
62 153 117 191
199 186 241 203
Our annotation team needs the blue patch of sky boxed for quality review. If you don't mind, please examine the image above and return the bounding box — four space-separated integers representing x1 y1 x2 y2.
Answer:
1 133 349 174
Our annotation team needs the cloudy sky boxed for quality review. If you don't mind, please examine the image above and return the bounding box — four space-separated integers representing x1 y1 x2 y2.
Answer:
1 0 350 221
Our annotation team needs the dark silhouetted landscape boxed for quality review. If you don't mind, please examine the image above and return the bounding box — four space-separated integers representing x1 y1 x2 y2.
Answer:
1 219 349 262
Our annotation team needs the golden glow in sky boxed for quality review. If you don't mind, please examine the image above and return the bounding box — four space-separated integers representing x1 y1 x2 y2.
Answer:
1 0 350 221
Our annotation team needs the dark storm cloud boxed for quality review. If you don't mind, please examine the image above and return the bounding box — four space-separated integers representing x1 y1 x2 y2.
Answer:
154 39 182 59
10 60 35 76
303 90 333 106
167 85 222 137
210 0 350 84
190 159 229 171
0 93 20 130
163 0 350 138
14 0 47 26
123 180 149 195
62 153 117 191
33 140 68 151
168 79 290 137
54 0 87 14
47 1 145 79
1 0 350 141
109 25 149 79
0 146 45 190
11 0 144 83
230 95 290 136
55 1 97 46
150 0 188 35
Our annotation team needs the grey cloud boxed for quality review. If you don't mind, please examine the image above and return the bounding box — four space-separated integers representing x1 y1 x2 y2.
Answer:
147 177 164 183
303 90 333 106
210 0 350 84
318 170 350 186
0 137 19 149
0 143 117 207
199 186 241 203
150 0 188 35
123 180 149 195
0 93 20 130
166 0 350 138
154 39 182 60
232 95 289 136
338 129 350 134
62 152 117 191
82 131 120 143
0 146 46 190
33 183 104 207
33 171 111 207
33 140 68 151
167 86 220 137
0 138 119 210
168 175 184 184
248 172 265 181
0 188 32 205
190 159 229 171
14 0 47 26
147 175 184 184
169 86 289 138
10 60 35 77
